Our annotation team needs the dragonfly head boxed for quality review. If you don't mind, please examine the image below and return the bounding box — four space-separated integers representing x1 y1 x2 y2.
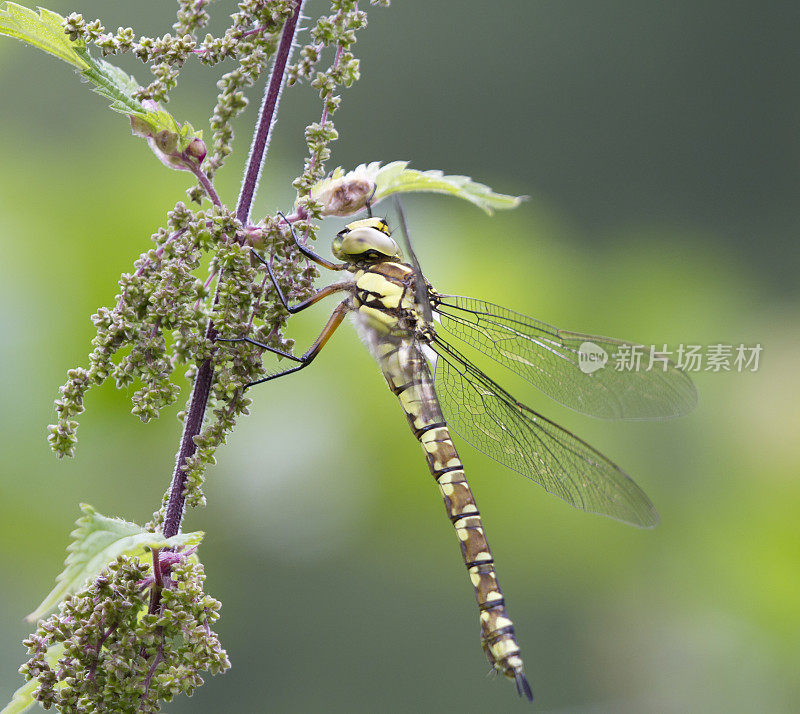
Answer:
332 217 403 264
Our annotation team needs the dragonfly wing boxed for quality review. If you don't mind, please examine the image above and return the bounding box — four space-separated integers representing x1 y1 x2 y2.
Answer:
393 196 434 325
433 339 659 528
433 295 697 420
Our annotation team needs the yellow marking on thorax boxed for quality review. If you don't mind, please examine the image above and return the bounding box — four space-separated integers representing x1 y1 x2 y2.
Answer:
356 271 404 301
358 305 397 332
375 261 415 277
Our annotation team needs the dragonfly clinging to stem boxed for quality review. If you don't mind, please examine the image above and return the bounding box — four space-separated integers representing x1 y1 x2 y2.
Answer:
220 199 697 701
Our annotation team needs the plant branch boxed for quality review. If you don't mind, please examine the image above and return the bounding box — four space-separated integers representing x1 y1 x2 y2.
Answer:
189 164 223 207
161 0 304 542
237 0 304 225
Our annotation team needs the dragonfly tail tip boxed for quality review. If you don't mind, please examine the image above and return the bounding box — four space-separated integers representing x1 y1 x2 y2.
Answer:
515 671 534 702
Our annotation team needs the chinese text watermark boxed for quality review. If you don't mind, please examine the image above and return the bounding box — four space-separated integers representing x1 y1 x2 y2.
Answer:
578 342 762 375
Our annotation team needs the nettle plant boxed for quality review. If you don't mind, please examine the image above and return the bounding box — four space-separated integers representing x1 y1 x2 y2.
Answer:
0 1 522 711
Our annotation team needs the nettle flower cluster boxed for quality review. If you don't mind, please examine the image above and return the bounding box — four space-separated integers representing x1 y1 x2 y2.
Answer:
49 0 372 511
1 0 386 710
21 554 227 713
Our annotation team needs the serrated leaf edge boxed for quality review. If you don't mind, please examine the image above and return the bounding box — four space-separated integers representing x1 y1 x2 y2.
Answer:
25 504 204 622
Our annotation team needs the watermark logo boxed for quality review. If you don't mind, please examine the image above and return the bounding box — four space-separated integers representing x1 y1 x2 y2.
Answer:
578 341 608 374
576 342 762 374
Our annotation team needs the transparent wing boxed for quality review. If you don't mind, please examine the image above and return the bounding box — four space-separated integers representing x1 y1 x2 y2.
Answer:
433 339 659 528
393 196 434 325
432 295 697 420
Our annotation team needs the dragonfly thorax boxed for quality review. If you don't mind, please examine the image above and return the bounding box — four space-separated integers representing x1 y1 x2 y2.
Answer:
332 217 403 265
352 261 435 342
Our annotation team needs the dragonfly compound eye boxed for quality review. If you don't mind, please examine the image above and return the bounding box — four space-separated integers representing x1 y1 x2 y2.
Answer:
332 218 403 262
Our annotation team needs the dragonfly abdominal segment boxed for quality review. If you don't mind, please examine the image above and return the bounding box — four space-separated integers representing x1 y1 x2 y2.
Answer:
222 213 695 700
375 337 532 700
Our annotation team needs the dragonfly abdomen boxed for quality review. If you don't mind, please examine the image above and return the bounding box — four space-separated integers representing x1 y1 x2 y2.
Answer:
377 342 532 700
418 424 531 699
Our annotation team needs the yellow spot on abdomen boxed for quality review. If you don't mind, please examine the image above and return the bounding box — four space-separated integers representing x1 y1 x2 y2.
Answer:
490 639 519 660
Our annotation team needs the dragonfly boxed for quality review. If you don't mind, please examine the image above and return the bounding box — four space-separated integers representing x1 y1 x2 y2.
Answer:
221 205 697 701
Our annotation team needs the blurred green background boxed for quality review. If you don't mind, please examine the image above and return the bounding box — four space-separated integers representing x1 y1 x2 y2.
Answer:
1 1 798 712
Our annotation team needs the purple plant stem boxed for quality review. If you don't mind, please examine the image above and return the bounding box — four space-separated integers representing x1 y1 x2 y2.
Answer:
189 163 224 208
140 640 165 705
161 0 304 542
237 0 304 225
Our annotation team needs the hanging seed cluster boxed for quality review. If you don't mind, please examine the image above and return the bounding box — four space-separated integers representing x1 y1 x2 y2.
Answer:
20 555 228 713
23 0 388 710
49 0 386 506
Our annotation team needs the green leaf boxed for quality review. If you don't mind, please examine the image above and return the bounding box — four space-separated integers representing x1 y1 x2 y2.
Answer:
0 3 202 159
374 161 526 214
308 161 526 217
1 643 65 714
26 504 203 622
0 3 88 68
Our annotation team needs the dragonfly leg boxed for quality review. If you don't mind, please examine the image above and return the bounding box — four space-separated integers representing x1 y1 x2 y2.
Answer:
273 212 348 272
215 284 346 359
260 272 352 315
241 298 350 388
216 336 302 363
